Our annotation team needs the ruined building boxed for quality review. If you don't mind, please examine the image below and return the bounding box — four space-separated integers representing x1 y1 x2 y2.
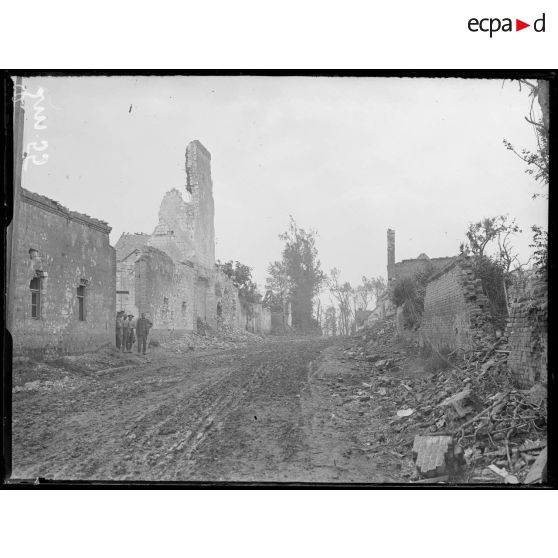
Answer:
370 228 455 323
115 140 271 339
386 228 454 284
11 189 116 355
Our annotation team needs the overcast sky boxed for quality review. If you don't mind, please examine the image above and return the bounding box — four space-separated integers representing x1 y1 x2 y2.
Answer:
20 76 547 293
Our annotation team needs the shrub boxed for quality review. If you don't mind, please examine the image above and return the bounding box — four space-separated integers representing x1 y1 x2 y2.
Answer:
390 262 435 329
470 255 508 327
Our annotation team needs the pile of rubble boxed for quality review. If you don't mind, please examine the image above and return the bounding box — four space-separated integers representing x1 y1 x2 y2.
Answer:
343 317 548 484
161 325 264 354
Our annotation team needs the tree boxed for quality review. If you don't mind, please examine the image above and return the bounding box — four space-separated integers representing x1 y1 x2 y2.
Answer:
389 262 435 329
502 79 549 199
217 260 261 302
369 276 387 307
326 268 354 336
265 260 291 311
530 225 548 278
323 306 337 337
267 217 325 332
459 215 524 323
460 214 521 270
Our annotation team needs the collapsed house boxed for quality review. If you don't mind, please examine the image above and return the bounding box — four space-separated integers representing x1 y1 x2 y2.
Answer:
383 228 547 389
115 140 271 339
368 229 454 323
11 189 116 355
386 229 454 284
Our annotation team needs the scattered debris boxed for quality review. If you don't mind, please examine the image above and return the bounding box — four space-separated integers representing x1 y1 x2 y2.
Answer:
337 313 547 483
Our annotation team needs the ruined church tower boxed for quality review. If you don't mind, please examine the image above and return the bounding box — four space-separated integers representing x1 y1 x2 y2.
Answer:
185 140 215 269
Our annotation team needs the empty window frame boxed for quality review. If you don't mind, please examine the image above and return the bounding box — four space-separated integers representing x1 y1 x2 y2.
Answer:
77 285 86 321
30 277 41 319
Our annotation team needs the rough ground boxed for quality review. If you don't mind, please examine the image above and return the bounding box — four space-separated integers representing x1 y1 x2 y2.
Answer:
11 337 404 483
10 322 546 484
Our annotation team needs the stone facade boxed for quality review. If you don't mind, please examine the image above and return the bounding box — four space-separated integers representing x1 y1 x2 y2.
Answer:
419 258 493 352
115 140 268 337
505 276 547 388
12 189 115 355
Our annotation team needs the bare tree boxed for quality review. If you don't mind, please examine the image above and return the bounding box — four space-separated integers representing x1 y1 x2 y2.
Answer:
503 79 549 199
327 268 354 336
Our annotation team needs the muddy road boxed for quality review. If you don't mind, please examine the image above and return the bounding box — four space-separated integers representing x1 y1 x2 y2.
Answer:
11 338 402 483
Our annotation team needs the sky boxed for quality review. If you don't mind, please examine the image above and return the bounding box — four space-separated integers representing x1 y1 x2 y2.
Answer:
19 75 547 295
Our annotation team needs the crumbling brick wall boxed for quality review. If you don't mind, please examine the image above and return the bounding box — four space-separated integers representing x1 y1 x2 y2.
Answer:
506 277 547 388
12 189 115 355
420 258 493 352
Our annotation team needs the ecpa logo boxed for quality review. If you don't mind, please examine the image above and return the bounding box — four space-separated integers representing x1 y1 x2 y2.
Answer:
468 13 546 37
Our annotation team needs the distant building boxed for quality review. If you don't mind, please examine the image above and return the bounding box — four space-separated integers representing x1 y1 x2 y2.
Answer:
12 189 115 355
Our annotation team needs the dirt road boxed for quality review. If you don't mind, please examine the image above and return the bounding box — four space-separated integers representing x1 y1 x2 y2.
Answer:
11 338 403 483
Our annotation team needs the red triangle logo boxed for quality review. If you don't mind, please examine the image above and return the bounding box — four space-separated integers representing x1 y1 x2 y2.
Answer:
516 19 530 31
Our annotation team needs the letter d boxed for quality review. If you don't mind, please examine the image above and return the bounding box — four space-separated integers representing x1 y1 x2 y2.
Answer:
534 13 545 32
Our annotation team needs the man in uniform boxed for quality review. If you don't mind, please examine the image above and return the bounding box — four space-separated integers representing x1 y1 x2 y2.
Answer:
115 311 124 350
136 313 153 355
125 314 136 353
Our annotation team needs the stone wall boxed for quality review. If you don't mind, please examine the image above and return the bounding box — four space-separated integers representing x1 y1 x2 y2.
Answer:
420 258 492 352
134 247 196 338
116 252 140 317
12 189 115 355
506 277 547 388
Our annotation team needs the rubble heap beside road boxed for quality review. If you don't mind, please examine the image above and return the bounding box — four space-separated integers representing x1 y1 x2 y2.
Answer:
161 324 265 353
338 316 547 484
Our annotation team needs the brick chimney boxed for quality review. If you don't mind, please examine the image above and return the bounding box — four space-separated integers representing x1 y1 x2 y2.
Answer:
387 229 395 282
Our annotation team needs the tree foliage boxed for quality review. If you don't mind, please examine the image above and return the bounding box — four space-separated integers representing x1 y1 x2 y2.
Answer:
264 260 291 311
326 268 354 336
460 214 521 269
530 225 548 278
217 260 260 303
459 215 524 323
323 306 337 337
502 79 549 199
266 217 324 332
389 262 435 329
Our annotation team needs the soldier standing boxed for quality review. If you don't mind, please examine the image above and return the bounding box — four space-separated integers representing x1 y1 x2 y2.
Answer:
126 314 136 353
136 313 153 355
115 311 124 350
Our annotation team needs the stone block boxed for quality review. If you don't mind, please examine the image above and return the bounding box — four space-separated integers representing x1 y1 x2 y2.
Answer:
412 435 454 478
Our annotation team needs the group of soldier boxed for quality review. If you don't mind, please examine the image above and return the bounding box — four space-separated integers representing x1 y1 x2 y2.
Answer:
115 311 153 355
